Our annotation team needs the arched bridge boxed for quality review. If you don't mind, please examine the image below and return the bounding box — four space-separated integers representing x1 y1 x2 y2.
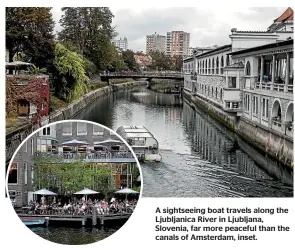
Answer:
100 72 184 82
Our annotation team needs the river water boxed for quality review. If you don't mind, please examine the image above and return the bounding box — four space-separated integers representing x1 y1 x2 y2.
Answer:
75 86 293 198
30 223 124 245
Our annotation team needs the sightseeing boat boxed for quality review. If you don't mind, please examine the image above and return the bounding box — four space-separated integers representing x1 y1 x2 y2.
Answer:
116 126 162 162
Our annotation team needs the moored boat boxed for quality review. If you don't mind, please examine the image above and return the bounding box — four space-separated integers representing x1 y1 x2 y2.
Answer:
116 126 162 162
21 217 46 227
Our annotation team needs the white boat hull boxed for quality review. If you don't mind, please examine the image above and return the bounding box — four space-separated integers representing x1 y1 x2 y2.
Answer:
145 153 162 162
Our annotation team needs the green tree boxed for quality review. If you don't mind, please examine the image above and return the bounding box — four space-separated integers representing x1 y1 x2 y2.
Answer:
58 7 115 72
33 153 114 195
149 51 174 71
6 7 55 68
122 49 137 70
52 43 88 102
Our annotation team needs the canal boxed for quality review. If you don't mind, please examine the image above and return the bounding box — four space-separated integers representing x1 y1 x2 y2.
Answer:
75 86 293 198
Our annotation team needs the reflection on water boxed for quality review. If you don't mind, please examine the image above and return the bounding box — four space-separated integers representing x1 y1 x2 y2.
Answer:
75 87 293 197
30 225 121 245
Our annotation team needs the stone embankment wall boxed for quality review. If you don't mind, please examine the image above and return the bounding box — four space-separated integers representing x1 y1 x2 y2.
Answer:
183 90 293 169
49 81 147 122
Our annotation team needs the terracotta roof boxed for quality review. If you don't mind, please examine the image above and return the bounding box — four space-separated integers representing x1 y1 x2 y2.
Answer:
275 7 293 22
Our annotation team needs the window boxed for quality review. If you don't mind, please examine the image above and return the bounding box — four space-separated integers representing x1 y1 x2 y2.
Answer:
245 94 250 112
62 123 72 136
16 79 29 85
208 59 211 74
93 125 104 136
9 190 16 201
77 122 87 135
8 163 17 184
31 138 34 156
246 61 251 76
42 127 50 135
24 162 28 185
31 167 34 185
226 55 230 66
216 57 219 74
228 77 237 88
253 96 259 115
24 141 27 152
221 56 224 74
262 98 269 119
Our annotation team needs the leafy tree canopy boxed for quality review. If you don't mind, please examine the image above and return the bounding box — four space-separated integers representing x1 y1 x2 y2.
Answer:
6 7 55 68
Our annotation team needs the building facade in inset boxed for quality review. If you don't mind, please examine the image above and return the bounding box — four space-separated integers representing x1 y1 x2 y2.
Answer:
112 37 128 51
7 122 139 207
166 31 190 57
146 33 166 54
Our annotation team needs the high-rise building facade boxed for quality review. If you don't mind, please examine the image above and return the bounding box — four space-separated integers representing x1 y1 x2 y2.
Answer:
112 37 128 51
166 31 190 57
146 33 166 54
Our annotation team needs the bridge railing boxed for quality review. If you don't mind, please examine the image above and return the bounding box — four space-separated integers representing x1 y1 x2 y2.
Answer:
100 72 184 78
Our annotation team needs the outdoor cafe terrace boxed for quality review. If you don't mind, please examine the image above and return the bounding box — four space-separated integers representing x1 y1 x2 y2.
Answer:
34 151 137 163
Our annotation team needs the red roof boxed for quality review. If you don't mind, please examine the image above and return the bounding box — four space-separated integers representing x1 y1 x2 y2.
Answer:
275 7 293 22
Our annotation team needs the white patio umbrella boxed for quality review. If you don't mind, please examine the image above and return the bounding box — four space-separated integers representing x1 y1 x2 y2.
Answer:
74 188 99 200
61 139 89 152
33 188 57 196
115 188 139 200
33 188 57 203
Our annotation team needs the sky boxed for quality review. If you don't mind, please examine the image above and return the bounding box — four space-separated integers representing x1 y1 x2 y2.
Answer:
51 7 287 52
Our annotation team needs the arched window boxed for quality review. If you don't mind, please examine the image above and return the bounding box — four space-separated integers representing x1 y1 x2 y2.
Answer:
215 87 218 99
202 60 205 74
208 59 211 74
220 88 223 100
272 100 282 120
216 57 219 74
205 59 208 74
212 58 215 74
221 56 224 74
226 55 230 66
211 87 214 97
246 61 251 76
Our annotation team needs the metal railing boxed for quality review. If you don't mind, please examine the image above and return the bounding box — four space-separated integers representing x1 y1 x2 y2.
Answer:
100 72 183 78
35 151 135 161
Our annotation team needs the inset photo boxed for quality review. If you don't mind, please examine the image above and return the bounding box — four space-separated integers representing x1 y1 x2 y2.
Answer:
6 120 142 245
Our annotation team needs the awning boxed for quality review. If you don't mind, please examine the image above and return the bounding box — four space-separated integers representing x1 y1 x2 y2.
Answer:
94 139 124 145
61 139 89 146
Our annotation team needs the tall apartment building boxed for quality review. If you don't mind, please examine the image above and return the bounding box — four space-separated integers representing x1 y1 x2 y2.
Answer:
166 31 190 57
146 32 166 54
112 37 128 51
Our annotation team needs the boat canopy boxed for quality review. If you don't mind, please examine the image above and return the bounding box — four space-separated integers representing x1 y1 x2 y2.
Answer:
117 126 154 139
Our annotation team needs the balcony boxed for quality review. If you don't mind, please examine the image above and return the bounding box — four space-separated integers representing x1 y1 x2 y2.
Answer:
255 82 293 93
224 101 243 113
